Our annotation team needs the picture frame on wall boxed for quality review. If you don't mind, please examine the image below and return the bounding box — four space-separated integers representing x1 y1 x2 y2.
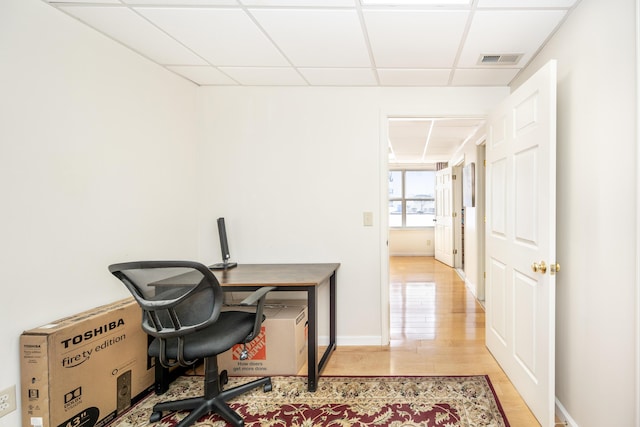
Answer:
463 162 475 207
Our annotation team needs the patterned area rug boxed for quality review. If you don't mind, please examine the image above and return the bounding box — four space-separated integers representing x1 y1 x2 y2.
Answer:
113 375 510 426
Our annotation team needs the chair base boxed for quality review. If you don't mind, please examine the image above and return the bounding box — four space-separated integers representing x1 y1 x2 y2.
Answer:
151 356 272 427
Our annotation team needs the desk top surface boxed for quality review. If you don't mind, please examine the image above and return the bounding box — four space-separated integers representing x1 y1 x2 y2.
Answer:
211 263 340 287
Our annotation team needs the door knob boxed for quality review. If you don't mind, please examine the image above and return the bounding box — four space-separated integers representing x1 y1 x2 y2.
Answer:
531 261 547 274
550 263 560 275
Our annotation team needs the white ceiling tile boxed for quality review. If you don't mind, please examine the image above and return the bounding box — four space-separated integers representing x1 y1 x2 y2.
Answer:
389 119 431 133
430 125 471 146
167 66 238 85
250 9 370 68
47 0 120 3
122 0 238 4
378 69 451 86
298 68 377 86
361 0 471 5
478 0 577 8
364 10 469 68
393 139 427 157
135 7 288 66
457 10 566 67
452 68 520 86
219 67 307 85
59 6 207 65
241 0 353 5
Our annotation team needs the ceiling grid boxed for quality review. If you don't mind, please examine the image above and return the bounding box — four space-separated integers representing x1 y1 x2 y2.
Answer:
42 0 580 162
44 0 580 87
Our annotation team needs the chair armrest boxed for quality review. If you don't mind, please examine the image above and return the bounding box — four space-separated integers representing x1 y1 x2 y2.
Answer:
239 286 276 306
240 286 276 343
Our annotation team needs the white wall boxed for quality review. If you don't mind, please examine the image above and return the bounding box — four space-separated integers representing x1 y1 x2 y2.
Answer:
197 86 507 344
389 228 435 256
450 136 485 301
511 0 637 425
0 1 200 425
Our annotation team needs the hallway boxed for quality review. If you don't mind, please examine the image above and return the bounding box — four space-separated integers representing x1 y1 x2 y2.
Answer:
323 256 540 426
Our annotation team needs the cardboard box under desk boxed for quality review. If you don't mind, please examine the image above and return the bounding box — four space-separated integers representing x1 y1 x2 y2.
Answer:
20 298 155 427
218 300 308 376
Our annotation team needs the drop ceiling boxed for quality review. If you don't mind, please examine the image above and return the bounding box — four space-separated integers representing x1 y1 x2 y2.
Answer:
388 117 485 164
44 0 579 88
42 0 580 164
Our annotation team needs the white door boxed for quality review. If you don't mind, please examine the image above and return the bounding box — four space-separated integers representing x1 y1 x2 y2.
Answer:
485 60 557 427
435 167 454 267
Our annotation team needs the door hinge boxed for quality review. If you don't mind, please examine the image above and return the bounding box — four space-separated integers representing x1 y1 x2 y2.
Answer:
484 271 486 279
484 159 487 167
484 216 487 223
453 212 457 217
453 249 458 255
452 174 457 180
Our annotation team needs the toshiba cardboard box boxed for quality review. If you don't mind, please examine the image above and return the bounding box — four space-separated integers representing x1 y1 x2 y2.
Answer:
20 298 155 427
218 300 308 376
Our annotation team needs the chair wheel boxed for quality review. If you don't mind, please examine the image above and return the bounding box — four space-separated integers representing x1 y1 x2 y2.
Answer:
220 370 228 385
150 411 163 422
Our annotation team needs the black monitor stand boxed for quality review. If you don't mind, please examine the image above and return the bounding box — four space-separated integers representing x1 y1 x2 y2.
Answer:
209 260 237 270
211 217 238 270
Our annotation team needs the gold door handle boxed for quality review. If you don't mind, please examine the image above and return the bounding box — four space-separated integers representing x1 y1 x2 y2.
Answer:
550 263 560 275
531 261 547 274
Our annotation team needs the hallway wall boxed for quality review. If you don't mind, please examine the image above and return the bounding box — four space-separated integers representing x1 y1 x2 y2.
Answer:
389 229 435 256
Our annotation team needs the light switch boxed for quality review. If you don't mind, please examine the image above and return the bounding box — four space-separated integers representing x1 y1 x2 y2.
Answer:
363 212 373 227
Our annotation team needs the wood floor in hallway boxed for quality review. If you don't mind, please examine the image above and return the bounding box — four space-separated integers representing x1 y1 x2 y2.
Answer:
321 256 541 426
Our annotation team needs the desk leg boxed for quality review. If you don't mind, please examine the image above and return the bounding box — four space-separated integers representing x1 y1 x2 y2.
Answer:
317 272 337 373
329 271 337 353
307 270 337 392
307 286 319 392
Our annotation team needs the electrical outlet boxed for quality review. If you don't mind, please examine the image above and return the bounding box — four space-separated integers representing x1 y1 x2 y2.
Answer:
426 239 432 246
0 385 17 418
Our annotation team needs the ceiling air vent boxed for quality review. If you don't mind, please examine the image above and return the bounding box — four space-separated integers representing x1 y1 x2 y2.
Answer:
478 54 522 66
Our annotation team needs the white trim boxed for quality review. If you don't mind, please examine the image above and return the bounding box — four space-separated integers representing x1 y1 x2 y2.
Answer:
380 110 391 346
636 0 640 424
555 398 579 427
449 125 486 164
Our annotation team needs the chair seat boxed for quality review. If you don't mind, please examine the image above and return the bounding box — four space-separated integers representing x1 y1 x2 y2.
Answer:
148 311 256 361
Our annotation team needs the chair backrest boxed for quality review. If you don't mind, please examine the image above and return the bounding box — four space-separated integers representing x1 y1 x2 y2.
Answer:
108 261 224 341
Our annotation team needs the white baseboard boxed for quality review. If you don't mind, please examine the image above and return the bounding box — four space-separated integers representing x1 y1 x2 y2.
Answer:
556 398 579 426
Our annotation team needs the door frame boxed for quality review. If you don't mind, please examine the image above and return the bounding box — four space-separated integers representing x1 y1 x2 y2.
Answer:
452 162 464 270
378 110 487 345
636 0 640 421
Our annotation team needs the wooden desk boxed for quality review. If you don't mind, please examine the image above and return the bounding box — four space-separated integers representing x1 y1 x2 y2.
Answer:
155 263 339 393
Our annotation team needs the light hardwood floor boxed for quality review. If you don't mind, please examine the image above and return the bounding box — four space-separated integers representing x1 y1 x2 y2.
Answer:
321 256 541 426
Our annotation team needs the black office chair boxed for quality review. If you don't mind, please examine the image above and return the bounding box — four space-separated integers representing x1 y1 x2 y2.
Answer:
108 260 274 427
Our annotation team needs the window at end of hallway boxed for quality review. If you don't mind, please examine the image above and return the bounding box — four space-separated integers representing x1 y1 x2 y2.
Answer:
388 170 435 228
